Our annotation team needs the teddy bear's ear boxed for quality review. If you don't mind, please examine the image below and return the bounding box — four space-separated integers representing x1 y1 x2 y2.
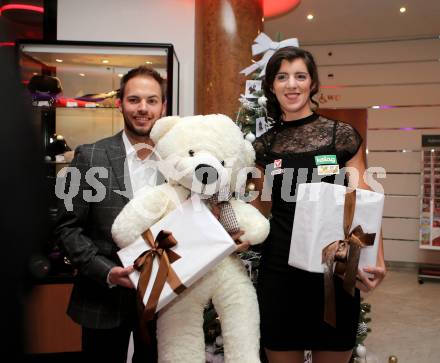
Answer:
150 116 181 143
243 139 256 166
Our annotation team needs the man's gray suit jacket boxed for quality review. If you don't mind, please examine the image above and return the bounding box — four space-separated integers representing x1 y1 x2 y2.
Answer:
54 131 137 329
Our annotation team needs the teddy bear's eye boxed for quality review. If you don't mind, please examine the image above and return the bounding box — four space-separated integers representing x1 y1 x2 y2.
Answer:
189 150 195 157
221 160 225 166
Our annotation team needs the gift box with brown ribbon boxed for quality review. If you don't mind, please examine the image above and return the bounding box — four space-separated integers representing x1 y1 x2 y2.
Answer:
288 182 384 327
117 196 237 320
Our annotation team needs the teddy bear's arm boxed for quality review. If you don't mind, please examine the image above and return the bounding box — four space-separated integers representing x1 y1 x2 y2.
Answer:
229 199 270 245
111 183 190 248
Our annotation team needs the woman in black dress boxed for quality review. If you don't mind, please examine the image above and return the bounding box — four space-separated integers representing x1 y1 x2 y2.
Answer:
252 47 386 363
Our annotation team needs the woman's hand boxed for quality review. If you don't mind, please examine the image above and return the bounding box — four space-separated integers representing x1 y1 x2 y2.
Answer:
211 204 251 252
230 230 251 252
356 265 386 293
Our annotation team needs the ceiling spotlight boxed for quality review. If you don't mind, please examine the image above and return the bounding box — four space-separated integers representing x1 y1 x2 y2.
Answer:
79 73 85 77
55 59 63 63
307 14 314 20
145 61 153 64
399 7 406 13
102 59 109 64
372 105 380 109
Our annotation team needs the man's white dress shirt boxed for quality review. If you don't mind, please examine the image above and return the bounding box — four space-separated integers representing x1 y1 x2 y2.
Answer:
122 131 159 197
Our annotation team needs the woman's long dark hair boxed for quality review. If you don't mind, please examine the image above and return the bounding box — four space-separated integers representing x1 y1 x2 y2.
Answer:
263 46 320 122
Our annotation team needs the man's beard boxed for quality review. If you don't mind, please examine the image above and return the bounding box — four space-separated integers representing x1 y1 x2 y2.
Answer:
123 113 151 138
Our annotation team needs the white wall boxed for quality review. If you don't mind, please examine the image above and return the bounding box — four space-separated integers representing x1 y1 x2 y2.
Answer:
305 38 440 108
367 107 440 264
57 0 195 116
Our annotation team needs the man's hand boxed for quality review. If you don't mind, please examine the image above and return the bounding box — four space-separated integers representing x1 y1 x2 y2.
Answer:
355 266 386 293
230 230 251 252
108 266 135 289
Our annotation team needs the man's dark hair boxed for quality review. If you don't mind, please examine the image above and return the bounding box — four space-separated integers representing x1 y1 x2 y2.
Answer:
263 46 320 122
118 65 166 102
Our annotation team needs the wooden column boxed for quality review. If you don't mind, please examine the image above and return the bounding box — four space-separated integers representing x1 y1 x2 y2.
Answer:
195 0 263 118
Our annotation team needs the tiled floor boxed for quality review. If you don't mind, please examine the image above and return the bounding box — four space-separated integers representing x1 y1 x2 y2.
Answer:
26 268 440 363
363 267 440 363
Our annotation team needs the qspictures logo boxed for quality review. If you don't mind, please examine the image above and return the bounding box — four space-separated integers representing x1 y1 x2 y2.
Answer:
55 144 386 214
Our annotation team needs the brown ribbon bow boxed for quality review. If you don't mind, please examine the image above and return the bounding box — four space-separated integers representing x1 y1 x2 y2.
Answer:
321 189 376 327
133 229 186 325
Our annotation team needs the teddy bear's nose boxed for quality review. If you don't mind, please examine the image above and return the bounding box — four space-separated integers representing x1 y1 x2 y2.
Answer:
195 164 219 185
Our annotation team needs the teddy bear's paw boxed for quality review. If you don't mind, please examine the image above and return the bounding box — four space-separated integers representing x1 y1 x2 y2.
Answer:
111 207 143 248
111 186 171 248
229 199 270 245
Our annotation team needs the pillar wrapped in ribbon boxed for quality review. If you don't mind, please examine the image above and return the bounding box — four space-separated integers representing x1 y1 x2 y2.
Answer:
240 32 299 77
117 197 237 316
288 182 384 326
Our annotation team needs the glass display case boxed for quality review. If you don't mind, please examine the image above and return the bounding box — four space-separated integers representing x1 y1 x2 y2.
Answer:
16 40 179 276
18 40 179 151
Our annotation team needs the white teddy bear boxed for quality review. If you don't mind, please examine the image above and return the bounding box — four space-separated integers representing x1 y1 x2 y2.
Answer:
111 114 270 363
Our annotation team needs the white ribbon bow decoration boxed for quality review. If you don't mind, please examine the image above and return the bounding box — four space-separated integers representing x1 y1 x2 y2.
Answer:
240 32 299 77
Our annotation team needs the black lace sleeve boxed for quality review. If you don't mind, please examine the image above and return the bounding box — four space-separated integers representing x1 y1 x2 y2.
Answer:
335 122 363 163
253 131 274 167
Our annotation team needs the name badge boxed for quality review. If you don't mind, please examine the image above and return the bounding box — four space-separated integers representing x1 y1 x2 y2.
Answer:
271 168 285 176
317 164 340 175
315 154 337 165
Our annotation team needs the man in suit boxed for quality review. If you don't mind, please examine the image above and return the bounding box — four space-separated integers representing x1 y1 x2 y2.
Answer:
54 66 167 362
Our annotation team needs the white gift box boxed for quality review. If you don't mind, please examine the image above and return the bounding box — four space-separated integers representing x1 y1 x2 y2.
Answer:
117 196 236 312
288 182 384 273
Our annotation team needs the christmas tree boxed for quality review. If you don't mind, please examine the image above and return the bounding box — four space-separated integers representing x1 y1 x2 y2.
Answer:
351 298 372 362
235 85 271 143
